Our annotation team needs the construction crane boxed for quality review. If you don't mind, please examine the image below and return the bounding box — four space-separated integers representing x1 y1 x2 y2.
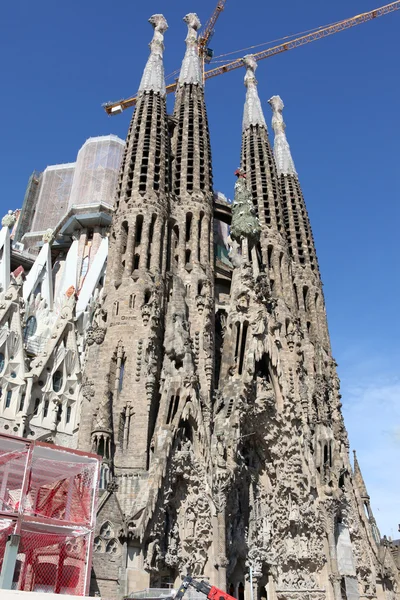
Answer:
198 0 227 67
103 0 400 115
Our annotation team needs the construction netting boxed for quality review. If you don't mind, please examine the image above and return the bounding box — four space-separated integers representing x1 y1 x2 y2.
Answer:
0 433 100 595
68 135 125 210
13 523 90 594
30 163 76 233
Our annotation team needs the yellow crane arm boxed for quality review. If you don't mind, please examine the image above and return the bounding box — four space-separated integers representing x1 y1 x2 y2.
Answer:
198 0 227 52
205 0 400 80
103 0 400 115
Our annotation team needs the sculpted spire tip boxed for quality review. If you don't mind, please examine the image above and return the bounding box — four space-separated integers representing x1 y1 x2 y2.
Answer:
138 14 168 96
268 95 297 176
242 54 267 132
178 13 203 87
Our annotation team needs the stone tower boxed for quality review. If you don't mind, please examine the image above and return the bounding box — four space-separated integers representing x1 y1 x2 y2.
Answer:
75 13 399 600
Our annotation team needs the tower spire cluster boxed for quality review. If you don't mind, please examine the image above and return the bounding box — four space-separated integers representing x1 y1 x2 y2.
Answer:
1 11 393 600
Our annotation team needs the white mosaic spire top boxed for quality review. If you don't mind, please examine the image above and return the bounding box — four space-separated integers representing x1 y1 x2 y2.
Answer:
178 13 203 87
138 14 168 96
242 55 267 132
268 95 297 176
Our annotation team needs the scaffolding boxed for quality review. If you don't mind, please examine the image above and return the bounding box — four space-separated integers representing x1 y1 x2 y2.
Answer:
30 164 76 233
0 433 100 595
68 135 125 210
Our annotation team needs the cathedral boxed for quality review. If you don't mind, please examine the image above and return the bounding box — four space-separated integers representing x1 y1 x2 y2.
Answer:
0 12 399 600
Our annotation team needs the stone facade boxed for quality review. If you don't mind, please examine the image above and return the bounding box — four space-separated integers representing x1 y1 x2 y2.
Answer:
0 11 398 600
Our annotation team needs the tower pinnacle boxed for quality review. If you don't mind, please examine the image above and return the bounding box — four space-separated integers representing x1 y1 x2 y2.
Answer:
178 13 202 86
242 55 267 132
268 95 297 176
353 449 370 501
138 14 168 96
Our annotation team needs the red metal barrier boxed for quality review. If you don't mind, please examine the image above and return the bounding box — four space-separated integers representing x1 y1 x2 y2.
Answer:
0 433 100 596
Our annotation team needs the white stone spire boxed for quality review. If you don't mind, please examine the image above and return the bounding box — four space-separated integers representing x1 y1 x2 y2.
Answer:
268 95 297 176
242 55 267 132
138 14 168 96
178 13 202 87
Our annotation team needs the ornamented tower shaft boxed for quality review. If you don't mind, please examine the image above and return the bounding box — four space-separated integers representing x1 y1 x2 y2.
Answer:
169 13 214 407
269 95 330 353
240 56 287 299
79 15 170 477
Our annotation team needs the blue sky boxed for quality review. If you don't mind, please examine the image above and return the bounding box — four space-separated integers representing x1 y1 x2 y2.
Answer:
2 1 399 535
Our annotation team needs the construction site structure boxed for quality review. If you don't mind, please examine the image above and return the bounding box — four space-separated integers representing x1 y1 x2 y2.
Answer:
0 8 398 600
0 432 100 595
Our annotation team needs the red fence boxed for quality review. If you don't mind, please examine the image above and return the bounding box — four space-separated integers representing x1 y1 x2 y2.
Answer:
0 433 100 595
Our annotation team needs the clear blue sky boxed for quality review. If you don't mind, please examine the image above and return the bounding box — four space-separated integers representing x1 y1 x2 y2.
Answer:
2 1 399 535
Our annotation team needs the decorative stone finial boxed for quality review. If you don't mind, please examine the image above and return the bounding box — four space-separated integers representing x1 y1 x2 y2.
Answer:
2 210 16 228
178 13 202 87
42 228 55 244
242 55 267 132
268 95 297 176
231 168 261 245
138 14 168 96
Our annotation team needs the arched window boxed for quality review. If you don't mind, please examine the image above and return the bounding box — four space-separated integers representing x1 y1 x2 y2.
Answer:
100 521 113 539
0 353 4 373
24 316 37 341
53 371 63 393
106 539 120 554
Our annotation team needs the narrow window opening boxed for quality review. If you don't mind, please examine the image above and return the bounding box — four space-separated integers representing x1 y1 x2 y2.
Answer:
171 395 180 422
121 221 128 255
43 399 49 418
238 322 248 375
185 249 191 264
293 284 300 310
185 213 192 242
133 254 140 270
198 212 204 260
66 405 72 424
5 390 12 409
135 215 143 246
113 301 119 316
166 396 174 425
340 578 347 600
33 398 40 416
19 394 25 412
119 359 125 392
234 322 241 363
267 245 273 269
323 444 329 465
129 294 135 309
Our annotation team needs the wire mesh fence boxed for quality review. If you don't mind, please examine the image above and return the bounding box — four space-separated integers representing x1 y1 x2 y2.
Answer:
12 525 90 595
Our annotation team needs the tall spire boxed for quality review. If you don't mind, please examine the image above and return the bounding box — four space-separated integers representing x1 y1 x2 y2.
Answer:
178 13 202 86
138 14 168 96
353 450 370 501
242 55 267 131
268 95 297 176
